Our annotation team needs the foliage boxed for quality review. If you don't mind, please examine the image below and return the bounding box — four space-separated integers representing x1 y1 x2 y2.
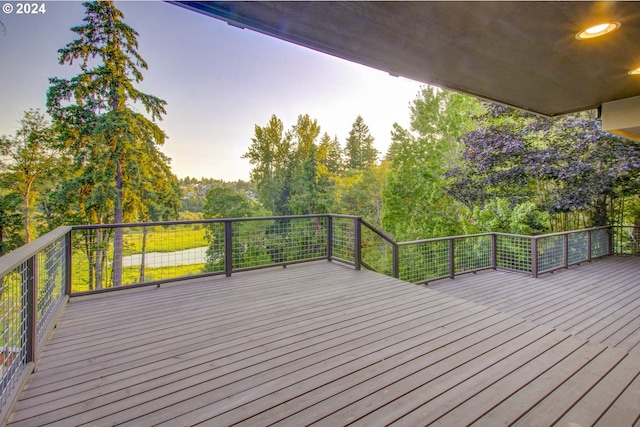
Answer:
244 114 340 216
243 115 291 215
471 198 548 235
0 110 63 243
0 192 23 255
333 162 388 227
382 88 484 240
448 105 640 231
203 185 254 219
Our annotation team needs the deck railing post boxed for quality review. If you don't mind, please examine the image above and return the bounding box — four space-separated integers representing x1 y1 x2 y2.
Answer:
65 230 73 296
531 238 538 278
25 255 37 363
491 234 497 270
563 234 569 269
327 215 333 261
587 229 593 262
354 217 361 270
224 221 233 277
392 242 399 279
449 239 455 279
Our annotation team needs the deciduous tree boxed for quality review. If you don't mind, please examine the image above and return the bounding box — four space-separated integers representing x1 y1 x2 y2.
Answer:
0 110 60 243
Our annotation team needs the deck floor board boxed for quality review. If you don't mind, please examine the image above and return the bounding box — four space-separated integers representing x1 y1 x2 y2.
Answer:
7 258 640 426
430 256 640 355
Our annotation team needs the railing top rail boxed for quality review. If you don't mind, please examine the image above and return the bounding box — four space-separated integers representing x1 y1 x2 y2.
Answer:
360 218 396 246
398 232 494 246
71 214 334 230
0 226 72 277
328 214 362 220
531 226 611 240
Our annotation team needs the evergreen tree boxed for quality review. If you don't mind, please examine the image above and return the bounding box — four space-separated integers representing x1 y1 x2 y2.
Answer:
47 1 171 287
344 115 378 170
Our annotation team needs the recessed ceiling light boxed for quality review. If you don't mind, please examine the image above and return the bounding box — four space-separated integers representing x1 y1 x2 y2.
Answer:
630 68 640 75
576 22 621 40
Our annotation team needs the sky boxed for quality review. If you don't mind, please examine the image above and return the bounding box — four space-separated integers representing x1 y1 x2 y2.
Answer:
0 1 425 181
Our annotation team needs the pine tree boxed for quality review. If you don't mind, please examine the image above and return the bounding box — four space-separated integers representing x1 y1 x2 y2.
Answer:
345 115 378 170
47 1 171 287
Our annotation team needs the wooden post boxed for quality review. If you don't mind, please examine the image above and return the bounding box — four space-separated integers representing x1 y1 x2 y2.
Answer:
491 234 497 270
563 234 569 268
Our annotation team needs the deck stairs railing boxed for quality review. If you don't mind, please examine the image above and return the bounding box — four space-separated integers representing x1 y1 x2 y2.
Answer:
0 214 638 422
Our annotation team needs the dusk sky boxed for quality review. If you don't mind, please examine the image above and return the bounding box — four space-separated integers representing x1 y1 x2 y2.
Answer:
0 1 425 181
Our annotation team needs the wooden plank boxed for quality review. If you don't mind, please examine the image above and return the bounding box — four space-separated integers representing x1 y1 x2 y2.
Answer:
10 286 478 425
7 258 640 426
326 325 555 427
512 347 628 426
431 257 640 354
26 268 421 388
469 341 609 426
556 352 640 426
21 272 440 394
38 273 413 367
595 369 640 427
405 334 586 426
80 301 488 426
12 291 464 423
231 311 517 426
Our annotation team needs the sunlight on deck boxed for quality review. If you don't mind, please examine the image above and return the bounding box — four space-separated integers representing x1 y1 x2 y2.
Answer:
7 260 640 426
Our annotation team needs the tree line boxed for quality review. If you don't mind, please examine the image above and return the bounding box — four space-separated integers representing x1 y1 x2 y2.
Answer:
3 0 640 263
230 87 640 242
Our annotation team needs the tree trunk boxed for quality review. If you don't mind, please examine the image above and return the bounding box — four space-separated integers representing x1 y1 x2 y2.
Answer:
23 194 30 244
112 158 124 287
592 195 608 227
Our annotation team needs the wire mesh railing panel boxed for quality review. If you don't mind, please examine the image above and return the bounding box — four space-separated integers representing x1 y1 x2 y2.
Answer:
591 228 610 258
454 235 492 273
361 224 394 276
71 223 210 292
398 240 450 283
613 226 640 255
231 217 327 270
36 237 67 343
537 235 565 272
0 263 28 413
203 222 225 273
567 232 588 265
332 217 356 264
495 235 532 273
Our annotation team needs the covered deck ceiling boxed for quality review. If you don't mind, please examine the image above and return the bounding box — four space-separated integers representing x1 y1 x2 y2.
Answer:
172 1 640 138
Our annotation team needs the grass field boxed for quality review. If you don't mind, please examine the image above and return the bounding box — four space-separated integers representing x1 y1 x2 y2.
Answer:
122 227 209 255
71 226 212 292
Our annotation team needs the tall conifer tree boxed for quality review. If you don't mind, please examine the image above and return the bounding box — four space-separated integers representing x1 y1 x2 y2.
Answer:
47 1 174 287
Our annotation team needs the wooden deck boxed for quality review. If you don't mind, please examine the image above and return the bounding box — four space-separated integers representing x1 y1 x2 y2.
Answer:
430 256 640 356
6 259 640 426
